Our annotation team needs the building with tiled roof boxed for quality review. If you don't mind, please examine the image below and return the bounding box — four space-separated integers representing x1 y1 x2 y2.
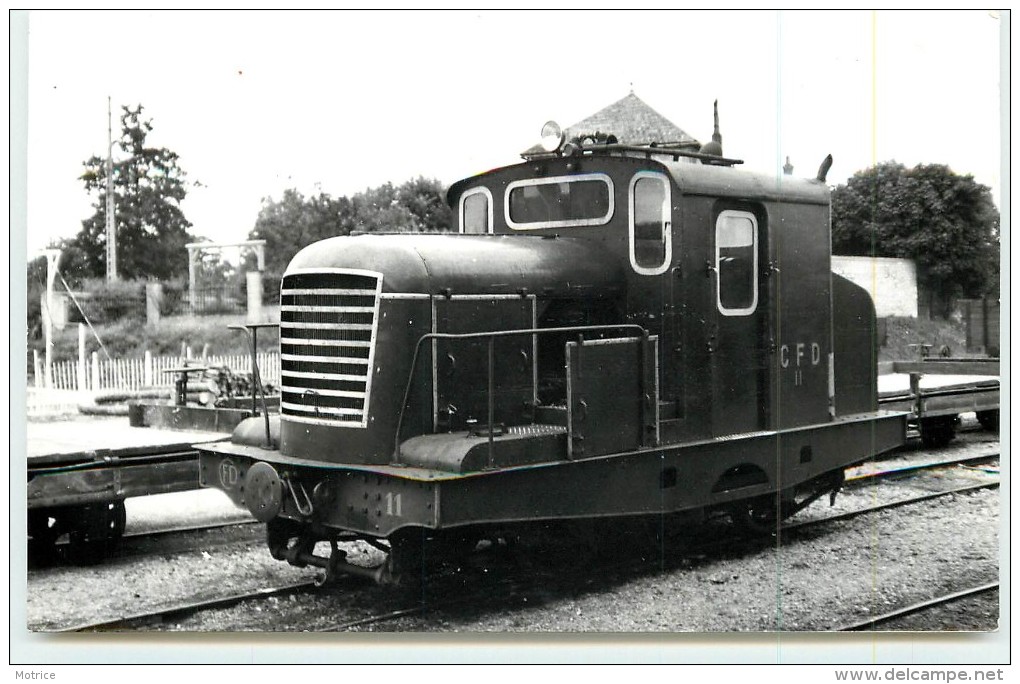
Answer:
523 92 700 156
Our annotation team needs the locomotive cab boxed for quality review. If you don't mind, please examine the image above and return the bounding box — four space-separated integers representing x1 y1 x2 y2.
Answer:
197 112 906 584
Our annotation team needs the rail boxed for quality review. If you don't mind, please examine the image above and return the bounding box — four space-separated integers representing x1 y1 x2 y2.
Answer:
393 324 650 464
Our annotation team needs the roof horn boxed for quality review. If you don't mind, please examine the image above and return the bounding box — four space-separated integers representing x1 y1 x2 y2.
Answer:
699 100 724 158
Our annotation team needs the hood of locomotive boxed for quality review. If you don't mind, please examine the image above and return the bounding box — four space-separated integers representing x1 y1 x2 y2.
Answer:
286 232 625 296
272 232 625 466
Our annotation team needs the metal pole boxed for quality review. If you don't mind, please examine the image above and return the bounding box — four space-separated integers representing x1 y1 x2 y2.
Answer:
251 327 259 416
78 323 86 392
43 250 60 388
188 247 197 308
106 96 117 281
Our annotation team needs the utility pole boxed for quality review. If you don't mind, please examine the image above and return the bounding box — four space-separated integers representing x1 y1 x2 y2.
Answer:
106 96 117 281
41 249 62 388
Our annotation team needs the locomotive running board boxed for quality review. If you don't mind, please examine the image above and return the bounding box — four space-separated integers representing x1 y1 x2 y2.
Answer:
399 424 568 473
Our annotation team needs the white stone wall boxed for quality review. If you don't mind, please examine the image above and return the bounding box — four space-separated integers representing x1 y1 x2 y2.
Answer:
831 256 918 318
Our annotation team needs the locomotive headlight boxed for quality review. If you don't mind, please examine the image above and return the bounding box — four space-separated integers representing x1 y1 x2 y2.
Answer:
540 120 565 153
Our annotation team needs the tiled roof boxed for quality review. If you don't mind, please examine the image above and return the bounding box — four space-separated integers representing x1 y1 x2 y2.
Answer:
523 92 700 156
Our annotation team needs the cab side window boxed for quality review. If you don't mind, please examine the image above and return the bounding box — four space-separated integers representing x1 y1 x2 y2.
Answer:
460 187 493 234
629 172 672 275
715 210 758 315
505 174 614 229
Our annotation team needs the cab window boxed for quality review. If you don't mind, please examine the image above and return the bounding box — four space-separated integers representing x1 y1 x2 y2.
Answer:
715 210 758 315
505 173 614 229
460 187 492 234
629 172 671 275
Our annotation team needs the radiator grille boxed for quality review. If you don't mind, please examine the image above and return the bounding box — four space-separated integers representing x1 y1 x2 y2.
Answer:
279 269 382 427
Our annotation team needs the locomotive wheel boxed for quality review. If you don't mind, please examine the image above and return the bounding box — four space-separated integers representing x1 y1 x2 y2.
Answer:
976 410 999 432
525 519 603 569
379 528 427 587
729 496 784 537
266 517 304 561
69 501 127 565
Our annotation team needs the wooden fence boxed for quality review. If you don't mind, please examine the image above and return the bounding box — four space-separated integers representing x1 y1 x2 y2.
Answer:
34 351 281 393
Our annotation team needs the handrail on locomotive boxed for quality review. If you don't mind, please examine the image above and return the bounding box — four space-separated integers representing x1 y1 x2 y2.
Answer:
232 318 653 461
393 323 651 464
229 321 279 448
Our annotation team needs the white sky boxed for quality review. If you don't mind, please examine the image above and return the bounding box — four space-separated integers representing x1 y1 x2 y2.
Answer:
22 10 1005 256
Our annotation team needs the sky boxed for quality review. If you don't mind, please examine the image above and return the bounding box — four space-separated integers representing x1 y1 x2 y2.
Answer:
20 10 1005 257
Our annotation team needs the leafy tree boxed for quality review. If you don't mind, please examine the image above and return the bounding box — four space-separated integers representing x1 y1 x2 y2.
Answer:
73 105 196 280
250 176 453 275
831 162 999 318
351 178 453 234
249 189 356 274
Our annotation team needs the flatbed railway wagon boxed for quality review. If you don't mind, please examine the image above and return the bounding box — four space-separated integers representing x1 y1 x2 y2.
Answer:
26 381 279 563
878 358 1000 447
197 115 908 583
26 418 227 562
26 327 282 564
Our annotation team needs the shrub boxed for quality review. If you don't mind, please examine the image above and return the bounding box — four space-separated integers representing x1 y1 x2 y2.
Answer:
67 278 147 324
27 315 280 362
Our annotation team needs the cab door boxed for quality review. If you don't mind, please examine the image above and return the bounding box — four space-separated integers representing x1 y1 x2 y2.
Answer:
710 206 770 435
626 171 680 410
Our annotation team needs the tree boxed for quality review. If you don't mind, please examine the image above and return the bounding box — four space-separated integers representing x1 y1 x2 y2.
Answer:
249 177 453 275
249 189 356 274
73 105 196 280
831 162 999 318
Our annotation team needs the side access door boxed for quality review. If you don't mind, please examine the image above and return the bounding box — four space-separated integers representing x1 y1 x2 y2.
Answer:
709 205 771 434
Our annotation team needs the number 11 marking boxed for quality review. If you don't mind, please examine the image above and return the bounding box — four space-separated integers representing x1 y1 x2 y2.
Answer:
385 492 402 517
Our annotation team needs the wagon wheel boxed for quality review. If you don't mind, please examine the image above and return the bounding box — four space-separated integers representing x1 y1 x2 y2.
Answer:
976 410 999 432
920 416 957 449
69 501 127 565
27 510 60 562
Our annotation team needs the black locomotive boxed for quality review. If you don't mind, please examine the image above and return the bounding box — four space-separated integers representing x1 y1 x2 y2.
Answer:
197 113 906 583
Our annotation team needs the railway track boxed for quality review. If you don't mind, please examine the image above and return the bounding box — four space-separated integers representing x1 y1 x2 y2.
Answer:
57 580 318 632
56 472 998 633
835 582 999 631
785 480 999 532
30 519 262 570
314 479 999 636
122 518 257 541
844 452 999 483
